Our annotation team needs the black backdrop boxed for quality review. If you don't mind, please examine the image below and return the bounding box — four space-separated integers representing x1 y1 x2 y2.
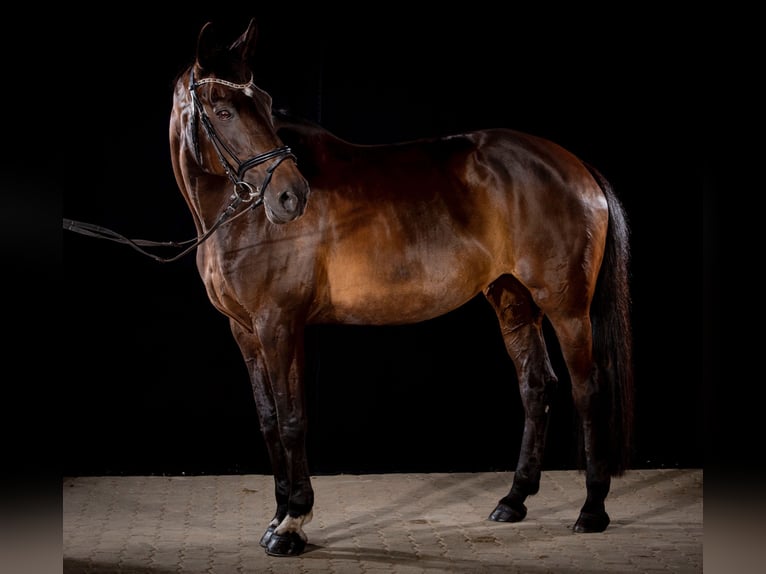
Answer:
62 8 706 477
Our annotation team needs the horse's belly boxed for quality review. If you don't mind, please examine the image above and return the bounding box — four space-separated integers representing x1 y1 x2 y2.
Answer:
320 247 494 325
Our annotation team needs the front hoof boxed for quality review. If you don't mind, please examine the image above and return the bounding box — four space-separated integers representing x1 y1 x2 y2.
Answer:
573 511 610 533
265 531 307 556
259 526 276 548
488 501 527 523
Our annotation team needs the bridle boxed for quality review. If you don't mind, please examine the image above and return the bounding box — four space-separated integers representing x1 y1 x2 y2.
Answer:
188 68 297 209
63 68 300 263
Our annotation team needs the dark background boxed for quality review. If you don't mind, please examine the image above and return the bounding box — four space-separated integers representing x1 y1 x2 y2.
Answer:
61 8 707 477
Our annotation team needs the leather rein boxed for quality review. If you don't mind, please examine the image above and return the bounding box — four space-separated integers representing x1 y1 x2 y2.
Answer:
63 69 297 263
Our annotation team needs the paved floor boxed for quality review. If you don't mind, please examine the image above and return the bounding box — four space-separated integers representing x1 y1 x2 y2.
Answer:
63 469 702 573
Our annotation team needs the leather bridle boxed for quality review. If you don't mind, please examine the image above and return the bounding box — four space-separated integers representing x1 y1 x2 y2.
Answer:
188 68 297 207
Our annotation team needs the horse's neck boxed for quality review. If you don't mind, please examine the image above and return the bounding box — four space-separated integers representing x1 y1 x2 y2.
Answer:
274 117 351 180
276 120 339 147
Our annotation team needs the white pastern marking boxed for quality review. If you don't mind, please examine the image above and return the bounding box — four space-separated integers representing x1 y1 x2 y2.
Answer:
275 511 313 541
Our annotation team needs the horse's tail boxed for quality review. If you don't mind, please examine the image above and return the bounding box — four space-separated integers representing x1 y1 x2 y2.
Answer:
586 163 634 476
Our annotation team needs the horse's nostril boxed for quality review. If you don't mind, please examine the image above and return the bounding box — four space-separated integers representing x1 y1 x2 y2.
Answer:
280 191 299 213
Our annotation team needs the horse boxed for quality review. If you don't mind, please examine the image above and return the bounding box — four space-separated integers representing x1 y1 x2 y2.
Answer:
169 18 634 557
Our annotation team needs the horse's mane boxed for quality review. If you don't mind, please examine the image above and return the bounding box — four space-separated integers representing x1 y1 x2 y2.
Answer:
272 109 352 178
272 108 335 136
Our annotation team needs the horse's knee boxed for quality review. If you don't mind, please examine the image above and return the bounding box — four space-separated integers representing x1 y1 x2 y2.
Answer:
278 416 307 446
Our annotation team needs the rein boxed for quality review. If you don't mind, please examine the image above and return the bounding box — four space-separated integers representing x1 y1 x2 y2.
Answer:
63 69 297 264
63 193 253 263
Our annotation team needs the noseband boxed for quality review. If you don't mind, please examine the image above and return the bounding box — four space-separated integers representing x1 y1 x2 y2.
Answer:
189 69 296 206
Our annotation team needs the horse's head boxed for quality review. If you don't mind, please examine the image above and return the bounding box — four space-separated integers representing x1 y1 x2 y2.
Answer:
171 18 310 225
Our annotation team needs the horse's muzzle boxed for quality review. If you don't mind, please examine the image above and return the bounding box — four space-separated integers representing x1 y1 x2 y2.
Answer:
264 181 310 224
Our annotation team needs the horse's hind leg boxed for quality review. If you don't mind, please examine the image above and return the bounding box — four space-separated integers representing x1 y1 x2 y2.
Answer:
483 275 558 523
546 311 612 533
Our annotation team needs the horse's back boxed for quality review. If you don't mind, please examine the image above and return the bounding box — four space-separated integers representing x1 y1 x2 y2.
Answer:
276 115 605 217
276 116 604 211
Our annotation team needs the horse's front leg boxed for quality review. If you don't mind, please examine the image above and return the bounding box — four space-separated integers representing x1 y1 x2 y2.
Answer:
231 319 314 556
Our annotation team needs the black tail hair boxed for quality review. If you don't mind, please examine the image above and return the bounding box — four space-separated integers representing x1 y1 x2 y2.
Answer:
585 163 635 475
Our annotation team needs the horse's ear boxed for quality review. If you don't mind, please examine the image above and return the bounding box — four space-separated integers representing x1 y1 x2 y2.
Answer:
195 21 227 72
230 17 259 68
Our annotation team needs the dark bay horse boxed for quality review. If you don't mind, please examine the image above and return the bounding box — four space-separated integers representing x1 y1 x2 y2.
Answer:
170 19 633 557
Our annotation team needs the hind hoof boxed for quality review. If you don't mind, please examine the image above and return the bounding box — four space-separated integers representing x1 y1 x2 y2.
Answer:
488 501 527 522
265 531 307 556
573 511 610 533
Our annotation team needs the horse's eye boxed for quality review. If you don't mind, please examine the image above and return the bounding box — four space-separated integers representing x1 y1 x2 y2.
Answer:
215 109 233 121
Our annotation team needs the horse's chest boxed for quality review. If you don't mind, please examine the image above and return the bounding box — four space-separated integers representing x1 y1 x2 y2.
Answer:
197 251 257 326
